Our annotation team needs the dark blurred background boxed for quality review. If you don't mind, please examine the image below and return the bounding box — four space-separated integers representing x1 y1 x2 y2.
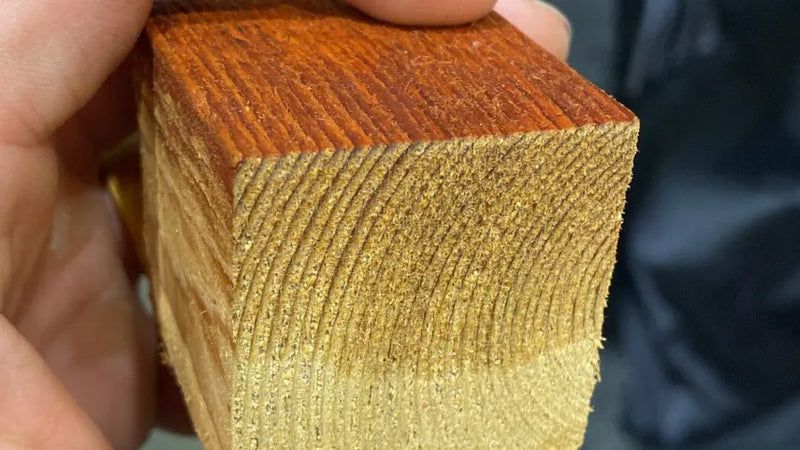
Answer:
556 1 800 449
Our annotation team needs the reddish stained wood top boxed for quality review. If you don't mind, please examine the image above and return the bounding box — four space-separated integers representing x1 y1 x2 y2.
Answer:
145 0 634 165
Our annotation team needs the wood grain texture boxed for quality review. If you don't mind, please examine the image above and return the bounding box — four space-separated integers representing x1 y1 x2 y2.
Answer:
137 1 638 448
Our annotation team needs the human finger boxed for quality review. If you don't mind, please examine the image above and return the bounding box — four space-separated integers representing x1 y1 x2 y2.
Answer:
494 0 572 60
0 316 110 449
0 0 152 148
343 0 497 25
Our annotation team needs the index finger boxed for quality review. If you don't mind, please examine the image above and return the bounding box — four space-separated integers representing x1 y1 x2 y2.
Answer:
343 0 497 25
342 0 571 61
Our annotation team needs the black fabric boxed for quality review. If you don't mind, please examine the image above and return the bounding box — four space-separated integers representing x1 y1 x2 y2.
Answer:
613 0 800 447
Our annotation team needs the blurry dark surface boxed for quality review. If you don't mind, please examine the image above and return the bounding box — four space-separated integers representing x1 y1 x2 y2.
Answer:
558 0 800 449
549 0 617 91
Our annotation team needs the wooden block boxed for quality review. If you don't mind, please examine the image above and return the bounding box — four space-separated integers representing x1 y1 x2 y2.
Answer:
136 1 638 448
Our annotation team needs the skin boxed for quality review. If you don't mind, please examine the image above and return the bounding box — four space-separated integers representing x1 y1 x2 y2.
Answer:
0 1 569 448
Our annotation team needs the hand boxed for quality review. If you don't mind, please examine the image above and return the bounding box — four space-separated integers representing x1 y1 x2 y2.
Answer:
0 1 569 448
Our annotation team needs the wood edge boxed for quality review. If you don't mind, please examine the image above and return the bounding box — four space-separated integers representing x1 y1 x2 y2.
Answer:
230 121 640 181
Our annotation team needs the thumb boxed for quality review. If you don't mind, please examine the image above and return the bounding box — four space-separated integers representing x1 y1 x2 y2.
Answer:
0 0 152 147
0 316 110 449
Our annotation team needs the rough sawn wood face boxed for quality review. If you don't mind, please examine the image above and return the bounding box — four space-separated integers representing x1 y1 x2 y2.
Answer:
137 1 638 448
